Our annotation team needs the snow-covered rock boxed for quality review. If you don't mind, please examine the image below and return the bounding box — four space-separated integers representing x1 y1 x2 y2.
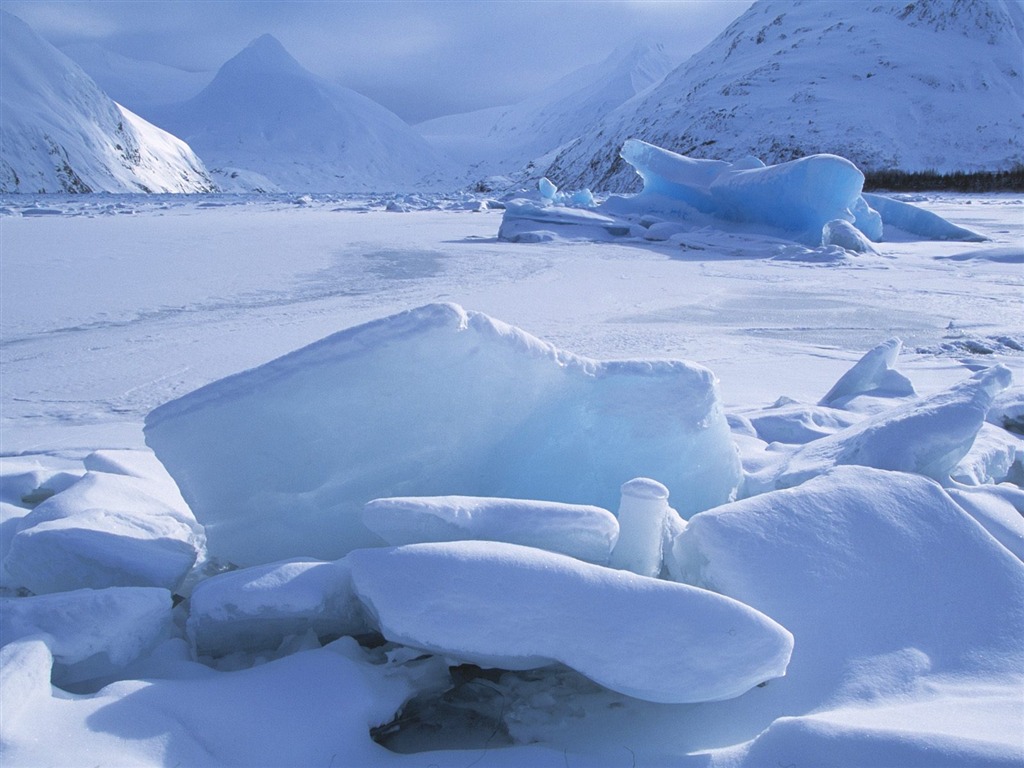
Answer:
4 458 204 595
145 303 740 566
0 11 214 193
0 587 173 690
149 34 442 192
776 365 1012 488
362 496 618 565
539 0 1024 191
347 540 793 704
186 559 366 658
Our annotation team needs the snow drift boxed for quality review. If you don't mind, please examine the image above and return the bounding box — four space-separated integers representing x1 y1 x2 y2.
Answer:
0 11 214 193
145 303 740 566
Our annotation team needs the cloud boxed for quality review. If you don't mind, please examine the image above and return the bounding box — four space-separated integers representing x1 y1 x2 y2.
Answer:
4 0 754 122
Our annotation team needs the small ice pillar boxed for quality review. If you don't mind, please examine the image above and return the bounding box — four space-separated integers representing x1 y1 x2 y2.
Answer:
609 478 671 577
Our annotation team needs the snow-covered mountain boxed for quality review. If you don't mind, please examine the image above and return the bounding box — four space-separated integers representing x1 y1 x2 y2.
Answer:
417 40 673 188
539 0 1024 192
0 11 215 194
60 42 213 117
151 35 444 193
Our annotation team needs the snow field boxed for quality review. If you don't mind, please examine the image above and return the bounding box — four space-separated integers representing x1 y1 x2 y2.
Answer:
0 191 1021 766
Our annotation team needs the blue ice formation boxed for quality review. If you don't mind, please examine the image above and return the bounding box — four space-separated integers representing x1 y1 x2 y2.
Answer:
500 139 985 248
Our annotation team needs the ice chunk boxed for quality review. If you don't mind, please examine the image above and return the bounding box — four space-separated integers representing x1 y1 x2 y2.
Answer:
498 200 625 242
674 467 1024 696
777 365 1012 488
186 559 366 657
947 484 1024 562
988 387 1024 434
863 193 986 241
4 468 204 594
608 478 672 577
0 587 173 690
538 177 558 201
819 338 917 408
821 219 877 253
146 303 740 566
362 496 618 565
347 540 793 703
622 139 866 242
0 638 53 728
950 422 1023 486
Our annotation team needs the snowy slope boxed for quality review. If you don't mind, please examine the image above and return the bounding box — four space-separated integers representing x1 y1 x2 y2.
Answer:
417 40 673 187
151 35 444 193
540 0 1024 192
0 12 214 194
60 42 212 117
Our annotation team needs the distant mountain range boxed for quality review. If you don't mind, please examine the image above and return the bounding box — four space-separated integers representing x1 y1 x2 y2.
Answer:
4 0 1022 195
147 34 443 193
539 0 1024 192
0 11 214 194
417 40 674 188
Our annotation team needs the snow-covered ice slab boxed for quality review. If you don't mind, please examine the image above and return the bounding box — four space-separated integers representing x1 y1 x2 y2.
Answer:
4 455 204 595
146 303 740 566
776 365 1012 488
0 587 172 689
347 540 793 704
362 496 618 565
672 466 1024 695
186 558 367 657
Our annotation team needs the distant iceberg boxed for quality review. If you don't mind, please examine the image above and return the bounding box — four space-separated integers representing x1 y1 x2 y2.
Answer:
499 139 986 248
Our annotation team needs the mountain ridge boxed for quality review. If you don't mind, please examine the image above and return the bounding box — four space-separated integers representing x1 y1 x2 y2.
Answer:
0 10 214 194
536 0 1024 193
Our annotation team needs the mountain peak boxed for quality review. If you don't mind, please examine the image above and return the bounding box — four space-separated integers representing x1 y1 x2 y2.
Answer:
220 33 307 78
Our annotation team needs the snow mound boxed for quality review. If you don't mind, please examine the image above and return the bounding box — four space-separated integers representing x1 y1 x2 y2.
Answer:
348 540 793 704
186 559 366 658
673 465 1024 685
4 455 204 595
863 193 988 242
672 465 1024 764
776 365 1012 488
0 587 172 690
0 11 214 193
145 303 740 567
362 496 618 565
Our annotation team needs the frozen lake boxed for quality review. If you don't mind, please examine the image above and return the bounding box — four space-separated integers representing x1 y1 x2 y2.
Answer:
2 193 1021 455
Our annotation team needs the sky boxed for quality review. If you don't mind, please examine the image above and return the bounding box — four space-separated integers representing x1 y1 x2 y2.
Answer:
3 0 754 123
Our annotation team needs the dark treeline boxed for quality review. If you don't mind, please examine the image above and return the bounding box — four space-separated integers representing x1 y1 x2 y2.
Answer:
864 167 1024 192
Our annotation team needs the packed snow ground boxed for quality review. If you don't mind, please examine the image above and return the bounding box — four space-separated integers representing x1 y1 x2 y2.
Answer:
1 192 1023 766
